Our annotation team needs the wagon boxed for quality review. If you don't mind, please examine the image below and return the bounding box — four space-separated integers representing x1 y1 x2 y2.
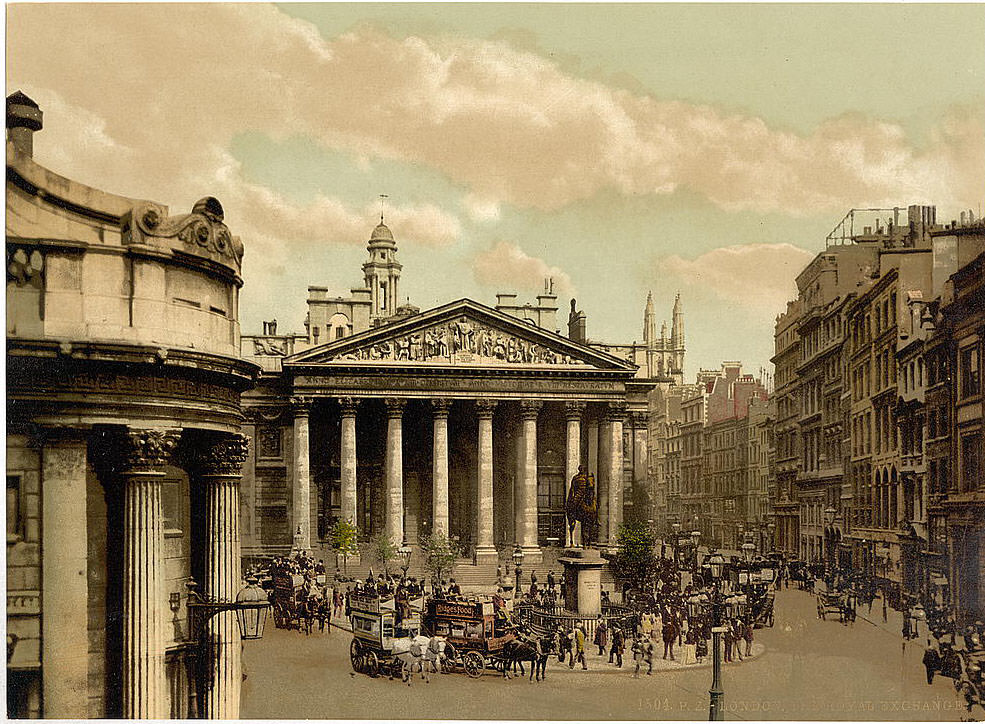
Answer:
423 597 516 678
750 589 775 628
348 593 422 678
816 590 845 621
272 571 306 630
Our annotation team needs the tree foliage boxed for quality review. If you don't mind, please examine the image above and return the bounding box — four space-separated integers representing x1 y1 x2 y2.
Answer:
419 533 462 584
610 521 660 589
327 518 360 573
371 532 399 576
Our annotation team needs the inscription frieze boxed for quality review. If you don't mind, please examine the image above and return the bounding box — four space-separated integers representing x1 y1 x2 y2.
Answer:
295 374 623 394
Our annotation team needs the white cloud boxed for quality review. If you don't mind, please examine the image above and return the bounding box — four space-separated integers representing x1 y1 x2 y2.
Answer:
472 241 575 296
8 3 982 230
660 243 815 317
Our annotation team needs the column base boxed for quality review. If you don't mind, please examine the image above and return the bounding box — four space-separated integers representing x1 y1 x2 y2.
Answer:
474 546 498 565
520 545 543 566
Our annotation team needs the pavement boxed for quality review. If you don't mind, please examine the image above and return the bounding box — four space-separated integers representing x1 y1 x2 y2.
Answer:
243 588 969 720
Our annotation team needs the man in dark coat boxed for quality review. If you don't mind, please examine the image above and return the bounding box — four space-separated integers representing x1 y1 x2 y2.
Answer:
609 625 625 667
922 641 941 685
662 618 678 660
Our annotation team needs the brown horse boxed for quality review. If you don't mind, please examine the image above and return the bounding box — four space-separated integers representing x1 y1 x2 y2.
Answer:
565 467 599 546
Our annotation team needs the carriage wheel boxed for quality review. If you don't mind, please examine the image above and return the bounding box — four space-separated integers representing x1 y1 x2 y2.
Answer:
350 640 362 672
462 651 485 679
364 650 380 678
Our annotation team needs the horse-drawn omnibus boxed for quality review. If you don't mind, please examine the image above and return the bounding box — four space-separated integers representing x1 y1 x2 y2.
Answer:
423 597 515 678
348 593 423 678
272 571 306 630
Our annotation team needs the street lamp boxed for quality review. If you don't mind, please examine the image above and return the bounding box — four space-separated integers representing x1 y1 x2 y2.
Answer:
767 522 776 552
672 522 682 566
186 576 271 642
691 530 701 571
398 544 413 580
741 541 756 564
512 544 525 598
707 551 726 721
824 507 837 581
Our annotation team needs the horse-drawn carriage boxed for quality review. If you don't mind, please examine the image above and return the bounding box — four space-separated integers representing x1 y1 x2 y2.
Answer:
423 597 516 678
272 571 306 630
349 592 439 678
749 588 775 627
816 590 846 621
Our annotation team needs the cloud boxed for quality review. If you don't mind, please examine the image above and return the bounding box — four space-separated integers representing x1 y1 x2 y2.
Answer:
8 3 983 233
660 243 815 317
472 241 575 296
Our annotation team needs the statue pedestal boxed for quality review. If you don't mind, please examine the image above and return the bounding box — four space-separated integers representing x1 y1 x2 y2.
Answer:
558 547 605 616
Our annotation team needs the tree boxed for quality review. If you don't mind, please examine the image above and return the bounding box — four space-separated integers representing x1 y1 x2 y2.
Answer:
419 533 462 587
610 521 660 591
371 532 399 577
327 518 359 574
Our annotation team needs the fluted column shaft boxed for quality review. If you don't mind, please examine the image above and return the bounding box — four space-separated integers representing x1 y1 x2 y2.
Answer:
607 407 626 547
565 402 585 547
598 416 610 545
385 398 406 544
340 399 358 524
431 400 451 537
476 400 497 555
518 402 541 553
120 429 180 720
291 397 311 551
197 434 249 720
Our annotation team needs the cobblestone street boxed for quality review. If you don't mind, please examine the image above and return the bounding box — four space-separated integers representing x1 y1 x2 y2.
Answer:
242 588 967 720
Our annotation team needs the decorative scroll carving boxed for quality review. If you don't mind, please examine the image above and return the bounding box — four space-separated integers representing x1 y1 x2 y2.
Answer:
564 401 587 420
252 338 287 356
123 196 244 270
475 399 498 418
290 396 312 415
120 429 181 471
519 400 543 419
257 426 282 459
430 398 452 417
6 246 44 288
605 402 629 422
333 316 586 366
338 397 360 416
384 398 406 417
195 433 250 476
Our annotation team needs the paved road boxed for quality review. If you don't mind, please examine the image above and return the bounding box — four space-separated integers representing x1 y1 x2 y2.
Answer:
242 588 967 720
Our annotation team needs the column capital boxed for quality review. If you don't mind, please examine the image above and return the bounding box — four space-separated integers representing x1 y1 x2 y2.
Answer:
194 433 251 477
120 428 181 473
338 397 360 416
475 399 498 419
431 398 453 418
384 397 407 418
519 400 542 420
629 410 650 427
605 401 628 422
565 401 587 421
290 395 313 415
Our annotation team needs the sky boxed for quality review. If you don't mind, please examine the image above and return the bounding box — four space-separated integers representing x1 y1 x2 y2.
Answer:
7 3 985 379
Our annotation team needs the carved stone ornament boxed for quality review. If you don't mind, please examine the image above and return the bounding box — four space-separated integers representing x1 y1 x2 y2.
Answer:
6 246 44 289
252 338 287 356
120 429 182 472
519 400 543 419
290 396 312 415
196 433 251 476
384 398 407 417
564 401 587 420
122 196 244 270
475 399 498 417
333 316 587 366
430 398 452 417
606 402 629 422
338 397 360 416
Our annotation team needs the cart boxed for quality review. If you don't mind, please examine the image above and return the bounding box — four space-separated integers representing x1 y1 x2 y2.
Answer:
816 590 845 621
272 571 306 630
423 597 516 678
348 593 422 678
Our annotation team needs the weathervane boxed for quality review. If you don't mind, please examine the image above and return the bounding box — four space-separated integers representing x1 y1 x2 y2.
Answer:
379 194 388 223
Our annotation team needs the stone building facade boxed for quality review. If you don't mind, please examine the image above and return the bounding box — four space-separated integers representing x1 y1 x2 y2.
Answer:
239 221 674 568
6 92 258 718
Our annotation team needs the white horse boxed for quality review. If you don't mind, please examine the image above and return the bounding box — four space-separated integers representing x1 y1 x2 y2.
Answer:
392 635 444 685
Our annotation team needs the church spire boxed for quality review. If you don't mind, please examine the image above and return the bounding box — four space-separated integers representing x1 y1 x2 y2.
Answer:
643 291 655 346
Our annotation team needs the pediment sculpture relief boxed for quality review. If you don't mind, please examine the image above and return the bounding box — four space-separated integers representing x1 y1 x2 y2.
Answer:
333 316 585 366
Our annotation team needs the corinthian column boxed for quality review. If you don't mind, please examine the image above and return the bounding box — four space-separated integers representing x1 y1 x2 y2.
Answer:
384 398 406 544
195 434 250 720
606 403 627 547
475 399 498 561
120 428 181 720
565 402 586 547
431 399 451 537
339 398 359 525
518 401 542 559
291 396 312 551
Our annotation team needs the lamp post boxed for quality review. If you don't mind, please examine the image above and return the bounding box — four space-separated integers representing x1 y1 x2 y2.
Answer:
824 506 837 581
398 544 413 580
767 522 776 553
672 522 682 567
513 544 525 599
691 529 701 572
707 551 726 721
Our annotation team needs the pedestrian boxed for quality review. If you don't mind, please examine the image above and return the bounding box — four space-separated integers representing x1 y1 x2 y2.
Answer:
903 611 913 641
882 594 888 623
682 629 697 665
724 622 734 663
547 570 556 591
922 640 941 685
743 619 754 657
632 635 645 678
610 625 625 667
594 618 609 656
662 617 677 660
644 636 654 675
573 625 588 670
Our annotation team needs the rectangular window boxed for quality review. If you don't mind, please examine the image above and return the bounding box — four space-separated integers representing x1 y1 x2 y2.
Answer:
960 433 981 493
7 475 22 540
961 345 980 398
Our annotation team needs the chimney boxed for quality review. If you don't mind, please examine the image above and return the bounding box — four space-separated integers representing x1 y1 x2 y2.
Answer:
6 91 43 157
567 298 587 344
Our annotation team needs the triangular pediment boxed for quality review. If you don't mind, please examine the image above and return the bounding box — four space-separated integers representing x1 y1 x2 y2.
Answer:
284 299 636 372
